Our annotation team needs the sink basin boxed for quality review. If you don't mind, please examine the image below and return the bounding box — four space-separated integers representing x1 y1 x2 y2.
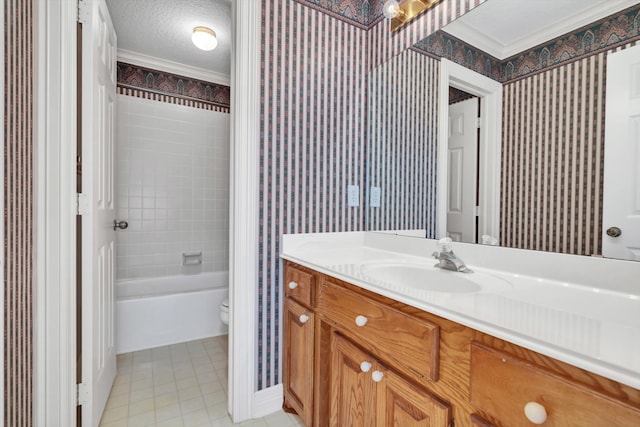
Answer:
360 262 482 293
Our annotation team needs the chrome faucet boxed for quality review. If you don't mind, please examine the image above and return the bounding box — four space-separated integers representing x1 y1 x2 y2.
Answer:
432 238 473 273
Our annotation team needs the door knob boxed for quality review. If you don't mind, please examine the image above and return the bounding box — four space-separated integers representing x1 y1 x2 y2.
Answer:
299 314 309 324
288 281 298 290
606 227 622 237
113 220 128 230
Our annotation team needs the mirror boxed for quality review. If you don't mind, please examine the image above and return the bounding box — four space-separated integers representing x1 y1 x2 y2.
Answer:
366 0 640 260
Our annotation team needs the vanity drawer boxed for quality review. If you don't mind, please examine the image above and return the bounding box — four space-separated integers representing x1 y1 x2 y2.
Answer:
470 343 640 426
317 279 440 381
284 264 315 307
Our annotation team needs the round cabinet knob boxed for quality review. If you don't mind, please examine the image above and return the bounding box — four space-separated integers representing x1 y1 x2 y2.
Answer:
355 315 368 327
524 402 548 424
299 314 309 324
371 371 384 383
360 361 372 373
606 227 622 238
288 281 298 290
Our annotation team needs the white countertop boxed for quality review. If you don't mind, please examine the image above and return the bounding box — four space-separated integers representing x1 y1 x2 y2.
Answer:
281 231 640 390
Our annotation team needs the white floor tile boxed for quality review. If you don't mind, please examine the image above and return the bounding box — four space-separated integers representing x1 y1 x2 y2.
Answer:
99 336 301 427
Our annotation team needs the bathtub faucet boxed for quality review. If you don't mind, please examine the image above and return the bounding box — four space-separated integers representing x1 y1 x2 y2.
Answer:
432 238 472 273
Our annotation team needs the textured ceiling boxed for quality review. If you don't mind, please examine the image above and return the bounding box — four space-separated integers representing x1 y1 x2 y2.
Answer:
105 0 231 76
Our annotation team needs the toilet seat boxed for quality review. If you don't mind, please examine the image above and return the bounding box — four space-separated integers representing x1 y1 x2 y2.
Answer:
220 298 230 326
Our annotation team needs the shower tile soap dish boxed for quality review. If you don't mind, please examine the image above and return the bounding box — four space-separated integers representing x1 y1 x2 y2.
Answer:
182 252 203 265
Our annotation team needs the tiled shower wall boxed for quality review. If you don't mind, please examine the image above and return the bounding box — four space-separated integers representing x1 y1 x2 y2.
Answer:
115 95 230 280
4 0 33 425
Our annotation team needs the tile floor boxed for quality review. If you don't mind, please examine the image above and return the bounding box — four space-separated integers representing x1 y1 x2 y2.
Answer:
100 336 302 427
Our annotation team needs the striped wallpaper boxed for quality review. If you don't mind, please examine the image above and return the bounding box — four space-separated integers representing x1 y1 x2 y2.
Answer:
367 49 439 234
116 61 231 113
367 0 486 70
9 0 630 416
501 41 638 256
259 0 368 389
4 0 33 425
259 0 476 390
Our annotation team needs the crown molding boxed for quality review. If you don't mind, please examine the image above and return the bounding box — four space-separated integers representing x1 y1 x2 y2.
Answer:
117 49 230 86
444 0 639 60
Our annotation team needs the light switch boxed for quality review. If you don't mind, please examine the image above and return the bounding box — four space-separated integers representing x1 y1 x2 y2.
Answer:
370 187 381 207
348 185 359 207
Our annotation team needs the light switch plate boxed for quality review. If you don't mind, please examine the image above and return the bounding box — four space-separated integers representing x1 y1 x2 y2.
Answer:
348 185 360 207
370 187 381 207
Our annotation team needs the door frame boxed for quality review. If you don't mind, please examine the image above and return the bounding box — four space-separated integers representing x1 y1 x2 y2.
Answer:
33 0 263 424
228 0 262 421
437 58 503 243
33 0 79 425
0 1 4 422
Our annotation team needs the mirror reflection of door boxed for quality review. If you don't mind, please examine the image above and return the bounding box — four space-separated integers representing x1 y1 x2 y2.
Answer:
447 89 479 243
603 43 640 261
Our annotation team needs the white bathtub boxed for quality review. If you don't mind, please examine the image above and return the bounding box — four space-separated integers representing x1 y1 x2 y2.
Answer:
116 272 228 354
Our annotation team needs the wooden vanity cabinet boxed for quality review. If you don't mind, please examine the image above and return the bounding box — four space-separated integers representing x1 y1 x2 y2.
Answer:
283 265 316 426
330 333 451 427
330 334 377 427
282 261 640 427
317 278 440 382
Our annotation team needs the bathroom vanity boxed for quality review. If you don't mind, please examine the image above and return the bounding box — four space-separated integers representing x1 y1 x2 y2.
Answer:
281 232 640 427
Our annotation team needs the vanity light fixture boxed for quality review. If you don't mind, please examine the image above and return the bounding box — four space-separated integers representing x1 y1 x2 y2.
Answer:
192 26 218 51
383 0 443 32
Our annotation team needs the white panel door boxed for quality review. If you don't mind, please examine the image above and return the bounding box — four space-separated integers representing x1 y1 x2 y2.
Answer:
603 44 640 261
81 0 117 425
447 98 478 243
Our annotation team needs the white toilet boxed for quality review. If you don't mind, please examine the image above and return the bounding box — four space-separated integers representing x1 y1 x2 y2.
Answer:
220 298 229 325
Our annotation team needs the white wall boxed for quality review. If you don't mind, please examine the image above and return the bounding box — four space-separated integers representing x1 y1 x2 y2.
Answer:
115 95 230 280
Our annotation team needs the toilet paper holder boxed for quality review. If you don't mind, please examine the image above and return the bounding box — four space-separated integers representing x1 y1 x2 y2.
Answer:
182 252 202 266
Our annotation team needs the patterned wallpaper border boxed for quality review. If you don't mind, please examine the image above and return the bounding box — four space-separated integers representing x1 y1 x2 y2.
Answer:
367 0 486 70
501 4 640 82
413 30 502 80
410 3 640 83
116 62 231 112
294 0 385 29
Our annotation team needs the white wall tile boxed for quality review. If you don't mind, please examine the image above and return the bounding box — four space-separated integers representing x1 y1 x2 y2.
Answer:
115 95 230 280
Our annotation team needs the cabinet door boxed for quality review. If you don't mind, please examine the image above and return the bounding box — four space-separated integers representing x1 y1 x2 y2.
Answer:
376 368 451 427
330 334 377 427
283 298 315 426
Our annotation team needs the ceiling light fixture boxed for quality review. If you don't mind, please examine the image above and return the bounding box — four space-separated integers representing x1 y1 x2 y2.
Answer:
383 0 443 32
192 26 218 51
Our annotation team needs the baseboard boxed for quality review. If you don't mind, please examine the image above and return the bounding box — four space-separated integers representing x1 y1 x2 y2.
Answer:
253 384 283 418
